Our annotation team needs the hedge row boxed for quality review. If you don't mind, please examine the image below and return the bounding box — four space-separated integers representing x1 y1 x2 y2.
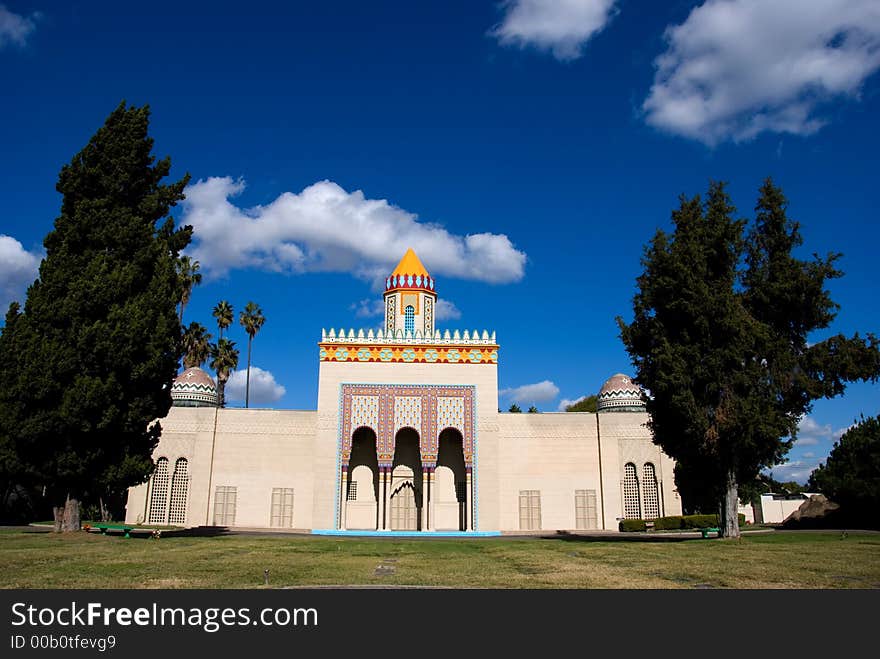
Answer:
619 513 747 532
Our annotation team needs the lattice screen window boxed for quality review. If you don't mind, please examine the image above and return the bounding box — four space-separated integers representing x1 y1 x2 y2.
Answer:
575 489 598 530
213 486 237 526
346 481 358 501
642 463 660 521
623 463 641 519
519 490 541 530
271 488 295 528
404 305 415 334
148 457 170 524
167 458 189 525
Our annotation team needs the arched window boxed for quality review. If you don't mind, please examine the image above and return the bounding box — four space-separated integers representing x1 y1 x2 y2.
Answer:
404 305 415 334
148 458 170 524
642 463 660 521
623 463 641 519
167 458 189 525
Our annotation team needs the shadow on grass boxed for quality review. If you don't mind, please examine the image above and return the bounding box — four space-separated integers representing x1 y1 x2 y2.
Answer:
536 530 705 543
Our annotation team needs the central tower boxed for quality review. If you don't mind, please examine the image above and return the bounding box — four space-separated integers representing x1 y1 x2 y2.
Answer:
383 248 437 336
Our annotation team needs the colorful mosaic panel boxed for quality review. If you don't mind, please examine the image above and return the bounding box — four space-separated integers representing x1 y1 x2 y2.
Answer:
393 396 422 433
351 395 379 431
339 384 474 468
423 296 433 334
320 344 498 364
436 396 465 434
385 296 395 332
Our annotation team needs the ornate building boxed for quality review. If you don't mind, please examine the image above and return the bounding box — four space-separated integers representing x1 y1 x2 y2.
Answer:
126 249 682 533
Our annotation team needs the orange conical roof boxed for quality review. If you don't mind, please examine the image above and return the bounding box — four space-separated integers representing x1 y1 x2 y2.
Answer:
385 248 436 292
391 248 430 278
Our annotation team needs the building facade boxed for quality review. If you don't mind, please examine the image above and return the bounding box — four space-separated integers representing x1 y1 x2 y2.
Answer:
126 249 682 532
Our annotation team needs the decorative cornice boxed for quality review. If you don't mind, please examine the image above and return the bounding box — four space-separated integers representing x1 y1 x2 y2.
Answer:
320 344 498 365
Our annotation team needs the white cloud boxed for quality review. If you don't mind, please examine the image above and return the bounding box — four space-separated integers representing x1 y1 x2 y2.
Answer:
558 395 589 411
350 299 385 318
182 178 527 286
795 416 851 447
435 299 461 321
766 459 821 485
643 0 880 145
225 366 286 405
0 235 41 312
0 5 37 48
501 380 560 404
491 0 618 61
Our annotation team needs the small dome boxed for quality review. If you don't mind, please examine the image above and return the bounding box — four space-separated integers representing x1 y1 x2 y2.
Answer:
171 367 219 407
597 373 646 413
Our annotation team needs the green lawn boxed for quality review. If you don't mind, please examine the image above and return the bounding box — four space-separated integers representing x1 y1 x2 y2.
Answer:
1 528 878 589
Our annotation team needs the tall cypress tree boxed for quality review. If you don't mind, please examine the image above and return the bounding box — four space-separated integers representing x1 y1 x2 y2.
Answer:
0 102 192 531
619 179 880 538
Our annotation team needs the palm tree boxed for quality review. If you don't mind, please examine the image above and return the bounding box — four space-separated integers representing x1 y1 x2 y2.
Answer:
212 300 234 339
239 301 265 408
177 256 202 324
210 338 240 407
182 322 212 368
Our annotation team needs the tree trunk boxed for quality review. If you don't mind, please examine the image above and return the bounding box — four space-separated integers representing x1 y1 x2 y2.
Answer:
218 377 226 408
99 496 111 522
720 470 740 538
61 495 81 532
245 338 252 408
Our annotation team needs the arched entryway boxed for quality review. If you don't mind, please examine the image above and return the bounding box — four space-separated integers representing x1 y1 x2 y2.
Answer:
435 428 467 530
390 427 423 530
345 426 379 529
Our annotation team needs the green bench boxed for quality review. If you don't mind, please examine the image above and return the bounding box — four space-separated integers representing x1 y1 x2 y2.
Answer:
699 527 720 539
90 523 134 538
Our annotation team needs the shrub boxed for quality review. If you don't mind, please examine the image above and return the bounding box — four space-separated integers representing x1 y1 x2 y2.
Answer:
619 519 647 532
651 516 683 530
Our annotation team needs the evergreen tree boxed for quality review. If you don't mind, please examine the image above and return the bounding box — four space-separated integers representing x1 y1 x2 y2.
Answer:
618 179 879 538
527 406 539 413
0 102 191 531
809 415 880 526
508 404 522 413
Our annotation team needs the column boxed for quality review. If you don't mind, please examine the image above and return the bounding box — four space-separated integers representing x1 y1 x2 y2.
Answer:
424 468 433 531
379 467 388 530
466 467 473 531
338 464 347 530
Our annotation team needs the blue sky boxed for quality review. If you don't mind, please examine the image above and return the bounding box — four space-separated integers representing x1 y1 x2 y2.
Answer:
1 1 878 483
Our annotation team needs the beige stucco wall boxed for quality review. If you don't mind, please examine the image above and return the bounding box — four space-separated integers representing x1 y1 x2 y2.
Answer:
127 361 682 532
490 411 681 531
125 407 318 529
598 412 681 522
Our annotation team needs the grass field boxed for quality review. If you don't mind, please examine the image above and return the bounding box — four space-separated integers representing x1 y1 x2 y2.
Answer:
1 528 878 589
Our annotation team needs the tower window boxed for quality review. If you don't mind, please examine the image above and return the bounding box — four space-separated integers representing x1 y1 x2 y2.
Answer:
404 305 415 334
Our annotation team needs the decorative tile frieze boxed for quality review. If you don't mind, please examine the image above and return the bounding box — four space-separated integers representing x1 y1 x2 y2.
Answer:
320 344 498 365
